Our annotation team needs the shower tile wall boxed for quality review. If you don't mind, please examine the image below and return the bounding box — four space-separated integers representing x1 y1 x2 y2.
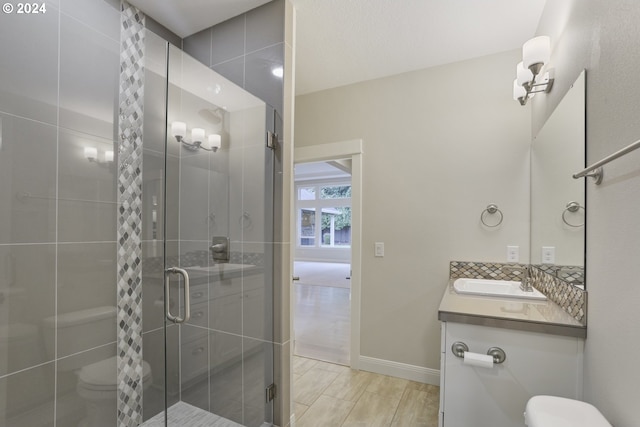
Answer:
0 1 287 426
0 0 121 426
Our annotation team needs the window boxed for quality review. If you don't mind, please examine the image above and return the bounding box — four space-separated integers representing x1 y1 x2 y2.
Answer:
299 208 316 246
296 181 351 248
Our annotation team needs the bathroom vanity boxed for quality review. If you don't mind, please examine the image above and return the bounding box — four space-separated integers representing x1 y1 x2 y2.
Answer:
438 281 586 427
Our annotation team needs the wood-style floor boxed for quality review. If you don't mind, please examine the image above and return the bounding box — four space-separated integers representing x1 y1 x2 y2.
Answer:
293 356 440 427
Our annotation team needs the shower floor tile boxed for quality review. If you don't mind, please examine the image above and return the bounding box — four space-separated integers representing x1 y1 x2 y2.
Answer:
141 401 254 427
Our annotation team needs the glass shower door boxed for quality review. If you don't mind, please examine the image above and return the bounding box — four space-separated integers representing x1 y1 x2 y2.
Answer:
160 42 275 427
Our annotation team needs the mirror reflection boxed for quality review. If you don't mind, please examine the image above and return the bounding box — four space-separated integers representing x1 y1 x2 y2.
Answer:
530 71 586 288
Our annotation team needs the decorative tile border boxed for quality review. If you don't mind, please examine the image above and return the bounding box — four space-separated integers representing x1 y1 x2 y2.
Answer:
117 2 145 426
144 251 266 272
449 261 587 325
534 264 584 287
449 261 528 281
530 266 586 325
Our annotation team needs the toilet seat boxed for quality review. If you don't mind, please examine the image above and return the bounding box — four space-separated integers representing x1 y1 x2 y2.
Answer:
78 356 152 392
525 395 612 427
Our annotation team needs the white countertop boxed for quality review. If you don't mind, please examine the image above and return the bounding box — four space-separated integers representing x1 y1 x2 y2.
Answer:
438 280 586 338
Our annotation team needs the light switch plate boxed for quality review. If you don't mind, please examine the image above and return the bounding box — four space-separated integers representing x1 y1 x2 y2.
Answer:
542 246 555 264
375 242 384 257
506 246 519 263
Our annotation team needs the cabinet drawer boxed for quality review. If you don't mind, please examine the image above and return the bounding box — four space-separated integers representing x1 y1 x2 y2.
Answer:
181 337 209 382
182 302 208 342
189 285 208 305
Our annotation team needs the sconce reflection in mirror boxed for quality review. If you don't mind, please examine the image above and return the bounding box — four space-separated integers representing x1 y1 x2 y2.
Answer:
84 146 114 166
513 36 555 106
171 121 221 152
562 201 585 228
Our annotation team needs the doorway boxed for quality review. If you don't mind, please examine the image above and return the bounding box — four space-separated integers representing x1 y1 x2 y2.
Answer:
293 163 352 365
293 140 363 369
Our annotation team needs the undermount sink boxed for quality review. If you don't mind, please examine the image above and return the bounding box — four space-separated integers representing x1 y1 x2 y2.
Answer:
453 278 547 301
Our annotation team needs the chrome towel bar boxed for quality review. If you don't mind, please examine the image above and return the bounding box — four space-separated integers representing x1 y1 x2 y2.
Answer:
573 138 640 184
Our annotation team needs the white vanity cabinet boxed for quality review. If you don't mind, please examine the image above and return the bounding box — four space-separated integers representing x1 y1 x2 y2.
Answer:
439 321 584 427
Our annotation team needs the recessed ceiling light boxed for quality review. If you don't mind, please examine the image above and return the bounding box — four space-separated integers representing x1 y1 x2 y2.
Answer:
271 66 284 78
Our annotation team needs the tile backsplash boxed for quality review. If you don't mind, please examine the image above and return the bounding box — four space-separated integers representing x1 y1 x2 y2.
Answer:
449 261 587 325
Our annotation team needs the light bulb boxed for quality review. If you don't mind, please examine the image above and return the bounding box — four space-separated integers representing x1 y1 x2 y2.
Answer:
516 62 533 87
84 146 97 161
171 121 186 138
208 134 221 152
513 79 526 101
523 36 550 74
191 128 205 143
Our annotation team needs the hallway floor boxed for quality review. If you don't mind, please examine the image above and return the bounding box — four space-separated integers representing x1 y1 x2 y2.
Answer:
294 261 352 365
293 356 440 427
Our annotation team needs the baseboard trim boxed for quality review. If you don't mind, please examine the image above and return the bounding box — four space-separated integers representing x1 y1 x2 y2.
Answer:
359 356 440 385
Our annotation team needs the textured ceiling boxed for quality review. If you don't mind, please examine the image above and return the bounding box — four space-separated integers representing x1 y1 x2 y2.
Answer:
291 0 547 95
129 0 547 96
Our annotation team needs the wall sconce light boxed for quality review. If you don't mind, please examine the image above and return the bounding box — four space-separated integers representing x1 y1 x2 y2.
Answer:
171 121 220 152
513 36 554 106
84 146 98 161
84 146 114 165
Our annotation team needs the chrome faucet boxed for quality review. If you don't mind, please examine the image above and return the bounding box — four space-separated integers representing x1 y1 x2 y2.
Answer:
502 265 533 292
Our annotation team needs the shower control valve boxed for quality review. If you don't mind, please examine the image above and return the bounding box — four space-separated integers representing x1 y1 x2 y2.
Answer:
210 236 230 263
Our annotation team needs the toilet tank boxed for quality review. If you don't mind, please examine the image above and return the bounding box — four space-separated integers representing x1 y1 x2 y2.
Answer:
42 306 117 371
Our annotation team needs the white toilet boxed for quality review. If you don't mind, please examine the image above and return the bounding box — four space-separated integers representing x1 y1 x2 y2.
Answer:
525 395 612 427
77 356 152 427
43 306 153 427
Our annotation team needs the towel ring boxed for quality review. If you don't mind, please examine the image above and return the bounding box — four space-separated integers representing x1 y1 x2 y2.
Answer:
481 204 503 227
239 211 253 229
562 201 585 227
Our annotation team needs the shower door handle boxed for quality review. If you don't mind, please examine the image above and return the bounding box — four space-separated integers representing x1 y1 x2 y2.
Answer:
165 267 191 323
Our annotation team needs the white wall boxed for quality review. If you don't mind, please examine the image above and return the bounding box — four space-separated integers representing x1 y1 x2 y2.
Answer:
534 1 640 425
295 50 531 371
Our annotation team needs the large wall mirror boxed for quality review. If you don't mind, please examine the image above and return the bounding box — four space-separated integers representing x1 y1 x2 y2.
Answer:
530 71 586 289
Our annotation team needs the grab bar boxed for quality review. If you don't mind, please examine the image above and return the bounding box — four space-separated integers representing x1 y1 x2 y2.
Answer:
573 139 640 184
165 267 191 323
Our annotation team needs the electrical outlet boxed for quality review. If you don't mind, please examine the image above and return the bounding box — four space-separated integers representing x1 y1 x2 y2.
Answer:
506 246 519 263
542 246 555 264
375 242 384 257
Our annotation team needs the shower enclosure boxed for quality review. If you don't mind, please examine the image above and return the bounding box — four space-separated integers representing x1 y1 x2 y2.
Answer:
139 32 275 427
0 2 277 427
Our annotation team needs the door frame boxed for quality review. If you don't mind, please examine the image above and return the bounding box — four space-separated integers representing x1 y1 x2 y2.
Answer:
293 139 363 369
